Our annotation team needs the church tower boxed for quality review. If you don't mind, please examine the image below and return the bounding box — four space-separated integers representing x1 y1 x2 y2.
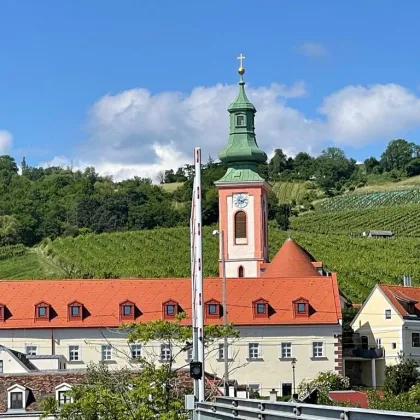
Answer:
215 56 270 278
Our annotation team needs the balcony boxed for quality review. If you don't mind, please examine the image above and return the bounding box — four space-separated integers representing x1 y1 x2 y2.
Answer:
343 346 384 359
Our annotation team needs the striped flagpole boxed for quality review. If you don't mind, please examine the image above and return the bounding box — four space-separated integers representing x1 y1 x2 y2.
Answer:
191 147 205 401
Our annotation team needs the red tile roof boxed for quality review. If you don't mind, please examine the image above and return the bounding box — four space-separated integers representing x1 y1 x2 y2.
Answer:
262 238 321 278
379 284 420 317
0 276 341 329
328 391 383 408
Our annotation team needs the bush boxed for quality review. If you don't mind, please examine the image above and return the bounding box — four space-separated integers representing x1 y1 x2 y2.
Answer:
384 356 420 395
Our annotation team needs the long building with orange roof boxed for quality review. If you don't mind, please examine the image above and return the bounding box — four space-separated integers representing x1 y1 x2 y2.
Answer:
0 61 343 404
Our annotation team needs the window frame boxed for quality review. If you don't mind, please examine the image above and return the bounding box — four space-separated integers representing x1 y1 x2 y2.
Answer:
0 303 6 321
68 345 80 362
130 343 142 359
160 344 172 362
385 309 392 320
236 114 246 127
248 342 261 360
280 342 292 359
25 345 37 356
120 300 136 321
280 382 293 397
205 299 221 319
0 360 3 373
55 383 73 407
10 391 23 409
162 300 178 320
312 341 324 358
101 344 113 361
252 298 269 319
238 266 244 277
34 301 50 321
412 332 420 348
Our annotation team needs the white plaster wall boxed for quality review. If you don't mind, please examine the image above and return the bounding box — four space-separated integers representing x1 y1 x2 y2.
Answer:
0 348 28 374
225 260 257 278
0 324 340 396
28 358 61 371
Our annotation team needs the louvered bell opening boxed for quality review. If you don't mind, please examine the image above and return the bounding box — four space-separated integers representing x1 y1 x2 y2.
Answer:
235 211 247 244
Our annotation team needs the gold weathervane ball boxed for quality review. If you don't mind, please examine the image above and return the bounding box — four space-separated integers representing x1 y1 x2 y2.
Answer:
238 67 245 75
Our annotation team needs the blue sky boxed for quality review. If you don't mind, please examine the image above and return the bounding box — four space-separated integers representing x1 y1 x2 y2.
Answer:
2 1 420 179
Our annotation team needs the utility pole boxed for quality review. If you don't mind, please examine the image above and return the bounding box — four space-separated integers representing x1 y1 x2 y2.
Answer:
213 229 229 396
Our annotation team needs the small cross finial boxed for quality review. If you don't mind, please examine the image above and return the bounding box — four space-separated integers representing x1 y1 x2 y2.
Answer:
237 54 246 68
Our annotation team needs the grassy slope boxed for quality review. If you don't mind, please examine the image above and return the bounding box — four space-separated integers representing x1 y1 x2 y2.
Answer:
160 182 184 192
272 181 311 203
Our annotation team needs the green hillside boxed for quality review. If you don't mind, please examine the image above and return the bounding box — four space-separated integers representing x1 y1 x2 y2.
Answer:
292 204 420 236
272 181 314 203
318 189 420 212
0 227 419 303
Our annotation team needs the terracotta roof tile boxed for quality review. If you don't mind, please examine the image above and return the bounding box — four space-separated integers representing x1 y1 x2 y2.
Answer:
379 285 420 317
262 238 321 278
0 277 341 329
328 391 384 408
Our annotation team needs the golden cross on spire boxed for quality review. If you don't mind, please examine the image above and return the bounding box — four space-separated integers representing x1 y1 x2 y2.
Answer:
237 54 246 68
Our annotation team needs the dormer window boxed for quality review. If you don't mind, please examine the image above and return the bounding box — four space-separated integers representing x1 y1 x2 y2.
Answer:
7 384 29 411
68 301 83 321
252 298 269 318
0 303 5 321
120 300 135 321
293 298 309 317
35 301 50 321
205 299 221 319
55 383 73 407
163 300 178 319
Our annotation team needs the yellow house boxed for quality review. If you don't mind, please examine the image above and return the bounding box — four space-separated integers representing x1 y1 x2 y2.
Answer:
349 282 420 388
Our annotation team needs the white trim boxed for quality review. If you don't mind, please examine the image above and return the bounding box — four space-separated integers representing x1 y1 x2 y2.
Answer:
7 384 28 411
101 344 113 361
130 343 142 359
311 340 325 358
25 344 37 356
279 342 293 359
247 382 262 393
279 381 293 397
68 344 81 362
55 383 73 406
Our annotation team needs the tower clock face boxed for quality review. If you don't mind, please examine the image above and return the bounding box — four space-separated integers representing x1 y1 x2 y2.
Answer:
233 193 249 208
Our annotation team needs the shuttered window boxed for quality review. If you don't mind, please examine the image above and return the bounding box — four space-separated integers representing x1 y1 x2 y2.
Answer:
235 211 247 239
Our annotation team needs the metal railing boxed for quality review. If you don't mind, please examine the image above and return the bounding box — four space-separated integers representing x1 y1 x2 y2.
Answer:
195 397 420 419
343 346 384 359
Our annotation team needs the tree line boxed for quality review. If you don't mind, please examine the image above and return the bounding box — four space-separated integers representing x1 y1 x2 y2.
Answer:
0 138 418 247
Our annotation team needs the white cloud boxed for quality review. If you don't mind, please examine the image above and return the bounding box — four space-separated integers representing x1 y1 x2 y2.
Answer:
297 42 328 57
0 130 12 154
45 81 420 181
320 83 420 145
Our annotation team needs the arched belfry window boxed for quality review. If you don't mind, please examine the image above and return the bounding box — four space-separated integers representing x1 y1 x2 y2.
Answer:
238 266 244 278
235 211 247 244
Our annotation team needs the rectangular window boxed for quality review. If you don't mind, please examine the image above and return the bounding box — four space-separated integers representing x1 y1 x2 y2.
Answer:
25 345 37 356
281 342 292 359
71 306 80 317
281 383 292 397
248 383 260 396
10 392 23 409
130 344 142 358
218 343 225 360
312 342 324 358
376 338 382 348
58 391 71 406
0 360 3 373
248 343 260 359
385 309 391 319
297 303 306 313
256 303 266 314
236 115 245 126
160 344 171 362
208 304 217 315
38 306 47 317
412 333 420 347
101 345 113 361
392 342 397 350
123 305 132 316
69 345 80 362
166 305 175 315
